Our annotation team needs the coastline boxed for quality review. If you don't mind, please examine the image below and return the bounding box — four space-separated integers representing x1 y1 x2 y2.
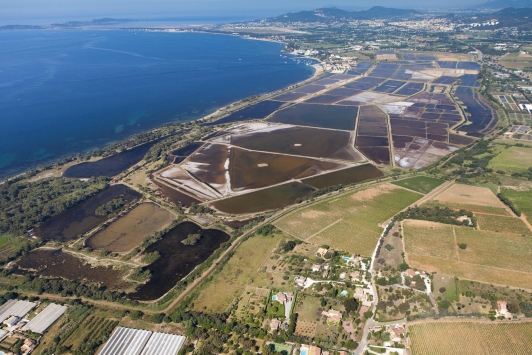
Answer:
0 29 324 183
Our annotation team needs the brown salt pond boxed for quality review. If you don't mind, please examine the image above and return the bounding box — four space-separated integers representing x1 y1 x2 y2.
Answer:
228 126 363 161
229 148 344 190
152 179 201 207
211 182 315 214
302 164 383 189
34 184 142 242
85 202 175 253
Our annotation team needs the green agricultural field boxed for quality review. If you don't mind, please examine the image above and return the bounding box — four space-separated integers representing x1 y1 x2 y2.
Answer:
488 146 532 173
500 188 532 224
308 220 380 256
392 176 445 194
476 214 530 235
275 184 422 240
192 233 283 313
0 234 32 263
404 220 532 289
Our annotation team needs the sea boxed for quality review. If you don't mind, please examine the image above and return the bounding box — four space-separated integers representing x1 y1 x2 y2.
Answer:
0 30 316 178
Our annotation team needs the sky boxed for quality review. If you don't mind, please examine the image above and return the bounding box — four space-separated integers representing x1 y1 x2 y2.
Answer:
3 0 486 25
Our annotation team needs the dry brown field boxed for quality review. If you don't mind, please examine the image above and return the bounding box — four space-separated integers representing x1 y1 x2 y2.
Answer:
402 220 458 261
409 321 532 355
432 184 504 207
85 202 175 253
376 54 397 61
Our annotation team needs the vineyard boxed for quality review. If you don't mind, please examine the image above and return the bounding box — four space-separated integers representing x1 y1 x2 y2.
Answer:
409 321 532 354
62 315 119 354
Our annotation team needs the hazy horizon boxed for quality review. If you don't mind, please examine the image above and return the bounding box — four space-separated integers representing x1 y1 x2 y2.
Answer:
2 0 488 26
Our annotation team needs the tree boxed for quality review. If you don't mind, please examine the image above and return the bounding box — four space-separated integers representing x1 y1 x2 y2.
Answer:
507 302 521 314
439 287 447 293
343 298 360 314
363 311 373 319
398 262 409 272
458 243 467 249
181 233 202 246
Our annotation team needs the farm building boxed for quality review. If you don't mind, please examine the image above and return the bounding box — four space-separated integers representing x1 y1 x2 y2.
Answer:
315 248 328 258
0 300 36 323
23 303 67 334
98 327 186 355
3 316 20 327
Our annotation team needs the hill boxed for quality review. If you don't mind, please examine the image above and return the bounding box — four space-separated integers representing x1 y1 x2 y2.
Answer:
271 6 421 23
471 7 532 30
475 0 532 9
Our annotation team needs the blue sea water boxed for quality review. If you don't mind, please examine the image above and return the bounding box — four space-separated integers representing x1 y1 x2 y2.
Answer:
0 30 315 178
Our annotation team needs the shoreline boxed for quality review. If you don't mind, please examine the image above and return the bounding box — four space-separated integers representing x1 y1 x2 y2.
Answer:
0 29 325 183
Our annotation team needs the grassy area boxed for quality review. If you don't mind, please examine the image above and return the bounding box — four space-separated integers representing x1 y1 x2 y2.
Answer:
191 234 283 313
0 234 31 263
476 214 530 235
404 221 532 289
500 188 532 224
391 176 445 194
308 220 380 257
433 275 458 302
275 184 422 239
410 322 532 355
294 294 322 322
488 146 532 173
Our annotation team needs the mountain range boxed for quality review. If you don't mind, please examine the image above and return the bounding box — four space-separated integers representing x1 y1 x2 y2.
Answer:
475 0 532 9
270 6 420 22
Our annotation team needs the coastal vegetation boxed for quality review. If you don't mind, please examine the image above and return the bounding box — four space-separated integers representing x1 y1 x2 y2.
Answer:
94 198 124 216
0 176 109 235
181 233 202 246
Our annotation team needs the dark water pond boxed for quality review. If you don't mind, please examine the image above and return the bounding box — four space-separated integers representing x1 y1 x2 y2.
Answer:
13 249 131 290
170 142 204 156
302 164 383 189
128 221 230 301
63 140 160 178
34 184 141 242
268 103 358 131
205 100 284 126
211 182 315 214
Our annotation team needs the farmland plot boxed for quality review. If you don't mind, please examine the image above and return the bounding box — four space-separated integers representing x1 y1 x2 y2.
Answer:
410 322 532 355
432 184 504 207
308 220 380 256
275 184 422 240
404 220 532 289
192 234 282 313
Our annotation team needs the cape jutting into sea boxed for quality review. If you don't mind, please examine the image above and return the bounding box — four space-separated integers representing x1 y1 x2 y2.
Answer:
0 30 316 178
